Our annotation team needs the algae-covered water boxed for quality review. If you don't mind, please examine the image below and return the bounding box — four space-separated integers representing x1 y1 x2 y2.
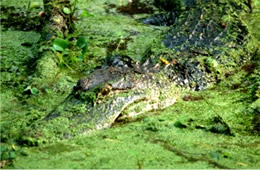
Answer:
1 0 260 168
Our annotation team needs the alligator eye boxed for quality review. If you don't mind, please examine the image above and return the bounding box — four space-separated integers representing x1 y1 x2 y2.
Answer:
100 84 112 96
76 78 89 91
82 79 89 87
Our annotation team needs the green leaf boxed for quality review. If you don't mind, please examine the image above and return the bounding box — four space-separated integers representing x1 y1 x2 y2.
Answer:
77 37 88 58
80 10 90 18
30 87 39 95
76 37 87 49
79 46 88 61
52 39 68 52
82 46 88 55
80 9 95 18
24 86 31 91
63 7 71 14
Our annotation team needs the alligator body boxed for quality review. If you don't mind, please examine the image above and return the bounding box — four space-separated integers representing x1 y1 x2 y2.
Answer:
40 60 179 139
26 0 254 141
77 65 179 132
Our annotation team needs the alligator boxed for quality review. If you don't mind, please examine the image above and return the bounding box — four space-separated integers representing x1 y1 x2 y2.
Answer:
24 0 254 142
38 59 179 139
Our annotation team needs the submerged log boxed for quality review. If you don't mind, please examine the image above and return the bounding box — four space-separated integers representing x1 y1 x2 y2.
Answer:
33 0 74 85
42 0 74 40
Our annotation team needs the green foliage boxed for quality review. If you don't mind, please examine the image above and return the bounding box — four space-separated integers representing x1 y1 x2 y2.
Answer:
76 36 88 61
45 0 95 70
51 36 88 69
52 38 68 52
63 7 71 14
79 9 95 18
24 86 39 95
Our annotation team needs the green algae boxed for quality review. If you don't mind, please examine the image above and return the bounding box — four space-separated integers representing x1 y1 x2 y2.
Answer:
0 30 76 145
9 88 260 168
1 0 260 168
75 0 168 63
77 11 165 62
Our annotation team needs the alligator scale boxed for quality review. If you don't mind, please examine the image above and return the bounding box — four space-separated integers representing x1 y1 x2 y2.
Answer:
27 0 253 141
